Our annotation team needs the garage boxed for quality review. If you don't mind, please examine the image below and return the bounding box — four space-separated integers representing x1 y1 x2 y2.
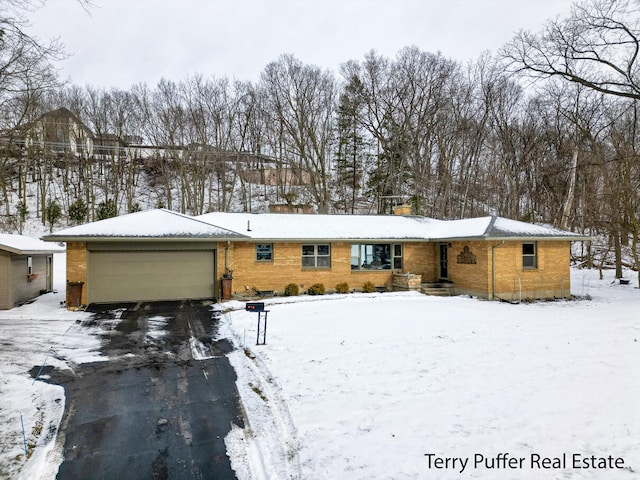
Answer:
87 247 216 303
41 209 247 307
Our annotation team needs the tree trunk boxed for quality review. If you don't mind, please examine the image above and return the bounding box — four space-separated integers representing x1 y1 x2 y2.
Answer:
560 147 578 230
614 227 623 279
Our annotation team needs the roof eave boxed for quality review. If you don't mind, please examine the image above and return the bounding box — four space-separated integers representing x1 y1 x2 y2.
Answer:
234 236 431 243
1 246 65 255
483 235 592 242
41 235 246 242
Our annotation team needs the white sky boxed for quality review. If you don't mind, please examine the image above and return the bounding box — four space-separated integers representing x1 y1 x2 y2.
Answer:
26 0 575 89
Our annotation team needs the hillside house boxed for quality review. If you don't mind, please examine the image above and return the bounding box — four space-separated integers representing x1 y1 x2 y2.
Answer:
14 107 94 156
43 209 588 307
94 133 127 158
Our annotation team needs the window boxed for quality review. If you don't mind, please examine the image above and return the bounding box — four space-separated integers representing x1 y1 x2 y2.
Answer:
256 244 273 261
351 244 402 270
27 256 33 275
302 244 330 268
393 244 403 270
522 242 537 269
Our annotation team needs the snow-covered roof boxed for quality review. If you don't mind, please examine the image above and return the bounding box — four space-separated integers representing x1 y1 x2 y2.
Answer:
196 212 439 241
0 234 65 255
42 209 247 241
197 212 589 241
42 209 589 243
427 216 588 240
487 217 586 239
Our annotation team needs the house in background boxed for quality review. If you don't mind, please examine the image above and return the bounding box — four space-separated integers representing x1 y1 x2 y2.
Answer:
13 107 94 156
43 208 588 308
0 234 65 309
93 133 127 158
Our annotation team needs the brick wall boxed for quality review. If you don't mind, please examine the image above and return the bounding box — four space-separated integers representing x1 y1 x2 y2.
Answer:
493 240 570 300
403 242 437 280
67 238 572 306
447 241 491 297
437 240 571 300
218 241 407 295
66 241 88 306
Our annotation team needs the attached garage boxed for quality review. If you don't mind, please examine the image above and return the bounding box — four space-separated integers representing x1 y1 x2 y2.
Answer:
42 209 247 307
87 246 216 303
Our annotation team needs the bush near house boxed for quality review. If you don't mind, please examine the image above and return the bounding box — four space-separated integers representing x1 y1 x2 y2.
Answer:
335 282 349 294
307 283 325 295
362 281 376 293
284 283 299 296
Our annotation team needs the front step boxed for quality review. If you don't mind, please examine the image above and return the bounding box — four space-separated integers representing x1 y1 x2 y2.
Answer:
421 282 455 296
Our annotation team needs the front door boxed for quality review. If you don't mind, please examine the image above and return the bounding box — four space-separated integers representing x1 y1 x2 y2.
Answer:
439 244 448 280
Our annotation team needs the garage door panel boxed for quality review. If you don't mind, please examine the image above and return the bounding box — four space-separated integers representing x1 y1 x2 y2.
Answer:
88 250 215 303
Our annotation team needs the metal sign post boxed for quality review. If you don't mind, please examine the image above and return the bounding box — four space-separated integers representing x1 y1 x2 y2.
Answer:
246 302 269 345
256 310 268 345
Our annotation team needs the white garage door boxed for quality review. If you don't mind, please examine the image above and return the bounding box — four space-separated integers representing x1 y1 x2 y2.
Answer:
88 250 215 303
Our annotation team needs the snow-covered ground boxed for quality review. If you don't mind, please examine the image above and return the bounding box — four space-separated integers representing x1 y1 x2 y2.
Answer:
0 253 100 480
1 263 638 479
222 269 640 480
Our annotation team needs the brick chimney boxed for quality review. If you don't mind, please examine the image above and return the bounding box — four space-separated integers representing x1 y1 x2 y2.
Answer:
393 203 412 216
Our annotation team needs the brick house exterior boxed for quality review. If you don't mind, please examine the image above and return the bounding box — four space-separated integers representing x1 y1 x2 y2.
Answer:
43 209 588 308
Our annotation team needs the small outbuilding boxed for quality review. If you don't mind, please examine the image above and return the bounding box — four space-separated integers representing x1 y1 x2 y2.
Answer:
0 234 65 309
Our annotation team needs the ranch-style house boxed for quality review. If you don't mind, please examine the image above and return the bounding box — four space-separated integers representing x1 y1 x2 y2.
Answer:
42 208 588 308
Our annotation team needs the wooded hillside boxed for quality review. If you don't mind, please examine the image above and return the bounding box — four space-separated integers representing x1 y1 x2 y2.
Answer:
1 0 639 277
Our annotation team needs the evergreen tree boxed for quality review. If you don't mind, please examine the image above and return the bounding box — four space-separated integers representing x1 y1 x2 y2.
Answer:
45 199 62 232
334 75 368 214
16 201 28 233
68 198 88 225
96 199 117 220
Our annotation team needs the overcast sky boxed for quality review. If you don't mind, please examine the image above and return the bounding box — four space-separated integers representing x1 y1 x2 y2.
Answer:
26 0 576 90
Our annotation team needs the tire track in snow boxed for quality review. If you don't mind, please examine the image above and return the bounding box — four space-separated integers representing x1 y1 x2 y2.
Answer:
222 312 301 480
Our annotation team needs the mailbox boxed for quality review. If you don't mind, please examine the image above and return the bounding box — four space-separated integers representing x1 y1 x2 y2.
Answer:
246 302 265 312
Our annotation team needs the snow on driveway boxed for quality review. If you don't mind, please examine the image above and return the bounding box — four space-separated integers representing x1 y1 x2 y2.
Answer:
223 268 640 480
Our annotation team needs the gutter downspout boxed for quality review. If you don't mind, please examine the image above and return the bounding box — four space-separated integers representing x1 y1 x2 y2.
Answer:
491 240 505 300
225 241 230 274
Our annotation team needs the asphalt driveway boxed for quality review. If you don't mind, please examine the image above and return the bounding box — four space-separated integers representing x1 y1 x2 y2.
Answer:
43 300 243 480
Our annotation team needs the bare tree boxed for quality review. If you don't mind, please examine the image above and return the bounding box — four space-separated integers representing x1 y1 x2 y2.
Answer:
503 0 640 100
0 0 64 221
260 55 337 213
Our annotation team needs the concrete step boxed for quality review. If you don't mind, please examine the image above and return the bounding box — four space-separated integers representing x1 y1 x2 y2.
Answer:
421 282 455 296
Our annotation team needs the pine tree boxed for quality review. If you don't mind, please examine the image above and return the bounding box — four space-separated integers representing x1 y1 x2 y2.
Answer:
334 75 368 213
46 200 62 233
69 198 88 225
96 199 117 220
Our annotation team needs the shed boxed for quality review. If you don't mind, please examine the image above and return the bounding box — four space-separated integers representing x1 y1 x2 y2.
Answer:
0 234 65 309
